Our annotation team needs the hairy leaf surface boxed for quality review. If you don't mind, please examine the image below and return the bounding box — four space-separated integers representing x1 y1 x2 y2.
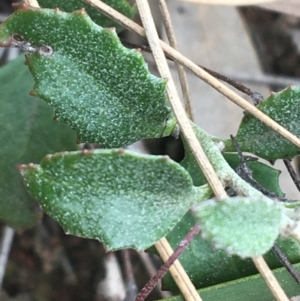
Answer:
38 0 136 32
224 86 300 161
193 196 283 257
0 55 76 228
20 149 211 250
0 7 176 147
154 212 300 293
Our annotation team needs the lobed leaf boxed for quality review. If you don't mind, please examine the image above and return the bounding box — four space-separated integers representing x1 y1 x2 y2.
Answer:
0 7 176 147
0 55 76 229
193 196 283 257
224 86 300 161
38 0 136 32
154 212 300 293
19 149 211 251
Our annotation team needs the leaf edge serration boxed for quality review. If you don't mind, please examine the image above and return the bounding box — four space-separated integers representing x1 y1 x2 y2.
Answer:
0 7 176 147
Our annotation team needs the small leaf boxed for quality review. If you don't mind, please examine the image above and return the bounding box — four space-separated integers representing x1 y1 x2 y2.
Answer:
193 196 283 257
224 86 300 161
20 149 211 251
152 212 300 293
38 0 136 32
0 7 176 147
0 55 77 229
181 147 283 196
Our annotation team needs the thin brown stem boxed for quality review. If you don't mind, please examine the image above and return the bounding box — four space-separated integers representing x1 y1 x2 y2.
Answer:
158 0 193 120
272 244 300 285
83 0 300 151
121 40 262 104
283 159 300 193
135 225 200 301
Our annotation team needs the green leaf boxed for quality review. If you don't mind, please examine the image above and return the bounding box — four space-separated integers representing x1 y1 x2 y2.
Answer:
0 55 77 229
223 86 300 161
181 145 283 196
38 0 136 32
0 7 176 147
154 212 300 293
193 196 283 257
156 262 300 301
19 149 211 250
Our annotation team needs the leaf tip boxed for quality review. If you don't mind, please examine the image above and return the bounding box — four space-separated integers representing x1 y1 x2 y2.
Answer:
19 3 32 10
82 149 93 155
73 8 87 16
108 27 116 34
162 155 170 162
12 2 20 11
117 148 125 155
17 163 38 171
29 89 37 96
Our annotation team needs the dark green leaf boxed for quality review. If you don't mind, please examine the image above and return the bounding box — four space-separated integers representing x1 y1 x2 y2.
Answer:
154 212 300 293
0 7 176 147
156 262 300 301
0 55 76 229
20 149 211 250
181 144 283 196
223 86 300 161
38 0 136 32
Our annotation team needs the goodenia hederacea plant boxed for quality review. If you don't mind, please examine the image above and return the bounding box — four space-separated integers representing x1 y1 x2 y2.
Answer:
0 6 176 148
19 149 211 250
181 122 300 257
153 212 300 293
38 0 136 32
223 86 300 161
0 55 76 229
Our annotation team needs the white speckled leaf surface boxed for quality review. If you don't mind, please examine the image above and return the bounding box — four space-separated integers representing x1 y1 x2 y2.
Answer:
193 196 283 257
0 7 176 147
20 149 211 250
38 0 136 32
224 86 300 161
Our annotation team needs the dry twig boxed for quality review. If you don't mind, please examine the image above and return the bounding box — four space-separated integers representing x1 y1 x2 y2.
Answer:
24 0 40 7
158 0 193 120
82 0 294 300
84 0 300 152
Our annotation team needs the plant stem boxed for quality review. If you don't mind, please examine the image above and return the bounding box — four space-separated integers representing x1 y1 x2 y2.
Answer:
158 0 194 120
83 0 300 151
272 244 300 285
121 39 263 105
135 0 226 199
283 159 300 192
252 256 290 301
136 225 200 301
